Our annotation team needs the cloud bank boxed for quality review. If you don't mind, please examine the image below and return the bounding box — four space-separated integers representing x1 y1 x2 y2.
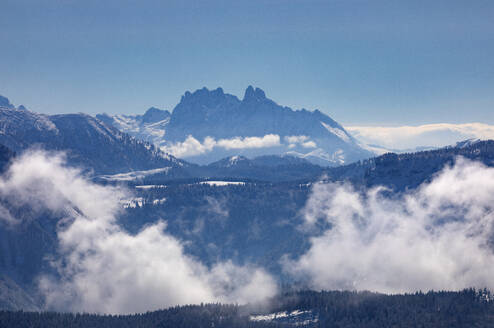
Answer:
162 134 281 158
163 134 322 158
285 158 494 293
284 135 317 149
0 150 276 314
347 123 494 152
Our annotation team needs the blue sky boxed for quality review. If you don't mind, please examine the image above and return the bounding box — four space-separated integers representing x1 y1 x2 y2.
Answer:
1 0 493 125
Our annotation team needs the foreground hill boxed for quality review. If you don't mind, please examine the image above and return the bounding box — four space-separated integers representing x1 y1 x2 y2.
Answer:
1 289 493 328
98 86 372 165
0 96 188 175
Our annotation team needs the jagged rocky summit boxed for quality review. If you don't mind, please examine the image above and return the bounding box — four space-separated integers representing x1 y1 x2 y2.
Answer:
98 86 373 166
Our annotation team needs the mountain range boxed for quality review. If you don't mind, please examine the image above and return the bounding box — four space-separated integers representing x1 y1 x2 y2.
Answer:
1 90 494 318
0 94 330 186
0 97 187 175
97 86 373 166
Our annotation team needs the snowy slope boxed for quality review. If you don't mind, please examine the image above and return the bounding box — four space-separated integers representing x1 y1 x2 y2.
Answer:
0 96 187 175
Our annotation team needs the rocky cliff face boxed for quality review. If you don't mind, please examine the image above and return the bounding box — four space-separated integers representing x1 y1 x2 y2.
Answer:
100 86 373 166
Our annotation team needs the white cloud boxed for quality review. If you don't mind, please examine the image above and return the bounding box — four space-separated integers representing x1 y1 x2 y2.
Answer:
162 134 322 159
217 134 280 150
0 150 277 314
162 135 216 158
285 158 494 293
302 141 317 148
346 123 494 151
162 134 281 158
204 196 229 219
284 135 317 149
0 203 17 224
285 135 309 144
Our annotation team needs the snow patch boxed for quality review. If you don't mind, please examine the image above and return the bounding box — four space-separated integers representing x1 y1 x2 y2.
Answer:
122 197 144 208
284 135 317 149
135 185 167 190
99 167 171 181
200 181 246 187
250 309 318 326
321 122 350 142
152 198 167 205
35 115 59 133
122 197 167 208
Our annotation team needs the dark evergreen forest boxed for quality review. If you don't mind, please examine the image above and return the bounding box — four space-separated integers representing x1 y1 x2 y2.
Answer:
1 289 493 328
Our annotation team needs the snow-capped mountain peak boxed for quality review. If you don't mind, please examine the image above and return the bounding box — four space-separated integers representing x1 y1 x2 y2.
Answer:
97 86 373 166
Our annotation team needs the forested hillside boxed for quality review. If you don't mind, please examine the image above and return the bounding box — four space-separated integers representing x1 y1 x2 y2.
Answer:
324 140 494 190
1 289 493 328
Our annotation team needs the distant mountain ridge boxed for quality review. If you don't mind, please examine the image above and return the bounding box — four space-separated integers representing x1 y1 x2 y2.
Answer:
98 86 373 166
97 107 171 145
324 139 494 190
0 96 187 175
0 94 331 182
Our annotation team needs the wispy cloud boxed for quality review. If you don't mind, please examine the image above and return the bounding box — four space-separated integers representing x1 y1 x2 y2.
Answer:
284 135 317 149
163 135 217 157
162 134 281 158
162 134 322 158
217 134 281 150
347 123 494 151
0 150 276 314
285 158 494 293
